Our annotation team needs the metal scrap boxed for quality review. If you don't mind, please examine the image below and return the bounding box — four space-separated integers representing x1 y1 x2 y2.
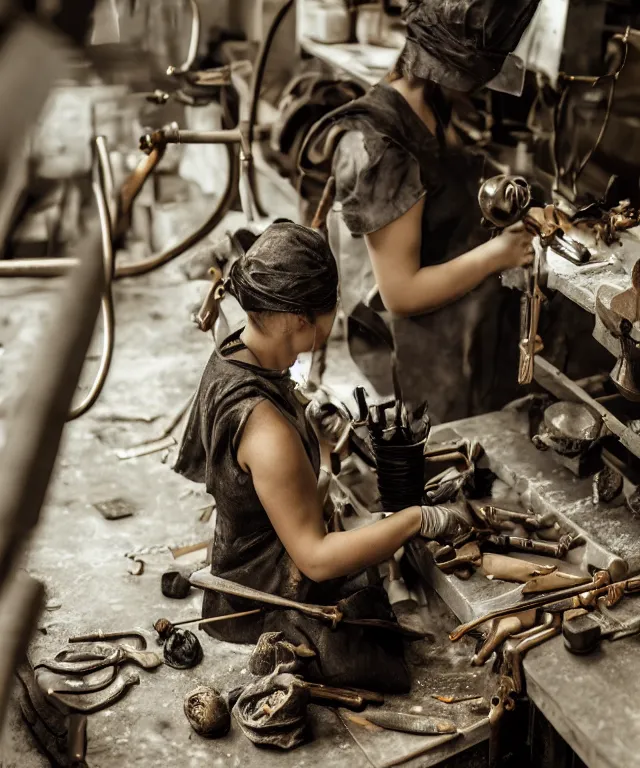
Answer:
116 435 176 460
481 554 556 584
352 710 457 736
93 497 137 520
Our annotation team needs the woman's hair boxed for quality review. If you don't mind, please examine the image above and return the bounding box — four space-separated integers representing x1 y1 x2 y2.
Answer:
227 222 338 322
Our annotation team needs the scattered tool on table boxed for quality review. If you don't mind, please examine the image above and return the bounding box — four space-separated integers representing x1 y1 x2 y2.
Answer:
189 569 427 638
154 608 263 640
346 709 458 736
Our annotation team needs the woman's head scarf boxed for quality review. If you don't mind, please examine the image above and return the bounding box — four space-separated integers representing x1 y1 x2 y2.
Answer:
228 221 338 317
401 0 540 94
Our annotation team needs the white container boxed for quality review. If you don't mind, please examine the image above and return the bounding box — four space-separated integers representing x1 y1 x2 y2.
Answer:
356 4 405 48
300 0 350 44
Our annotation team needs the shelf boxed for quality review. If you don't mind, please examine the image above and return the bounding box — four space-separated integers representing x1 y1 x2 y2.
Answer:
300 37 400 87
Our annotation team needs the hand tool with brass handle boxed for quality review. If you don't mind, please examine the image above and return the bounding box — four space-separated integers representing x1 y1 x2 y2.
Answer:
450 570 612 641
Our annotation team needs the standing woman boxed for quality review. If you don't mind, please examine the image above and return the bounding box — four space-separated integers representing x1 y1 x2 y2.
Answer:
175 222 471 692
301 0 541 423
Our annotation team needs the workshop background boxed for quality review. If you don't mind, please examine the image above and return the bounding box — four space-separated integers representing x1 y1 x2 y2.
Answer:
3 1 640 768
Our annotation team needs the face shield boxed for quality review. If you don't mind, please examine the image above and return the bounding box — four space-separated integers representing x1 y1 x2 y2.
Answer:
485 52 527 97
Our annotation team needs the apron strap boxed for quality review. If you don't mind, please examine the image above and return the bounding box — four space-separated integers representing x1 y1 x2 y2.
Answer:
311 175 336 231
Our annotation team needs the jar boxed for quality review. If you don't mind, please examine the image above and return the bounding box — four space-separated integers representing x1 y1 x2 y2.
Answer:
300 0 351 44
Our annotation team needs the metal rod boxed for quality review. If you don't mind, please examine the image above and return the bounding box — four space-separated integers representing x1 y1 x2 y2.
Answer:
94 135 115 228
174 609 262 629
166 0 201 76
165 128 241 145
449 571 613 642
0 258 78 277
67 146 116 421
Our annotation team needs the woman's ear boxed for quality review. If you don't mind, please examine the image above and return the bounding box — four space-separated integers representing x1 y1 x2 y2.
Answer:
294 314 313 331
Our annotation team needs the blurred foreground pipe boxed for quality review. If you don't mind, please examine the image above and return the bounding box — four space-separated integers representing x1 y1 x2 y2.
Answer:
0 225 104 586
0 258 78 277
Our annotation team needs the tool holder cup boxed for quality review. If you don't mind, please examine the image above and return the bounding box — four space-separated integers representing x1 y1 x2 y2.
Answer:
372 437 427 512
352 387 430 513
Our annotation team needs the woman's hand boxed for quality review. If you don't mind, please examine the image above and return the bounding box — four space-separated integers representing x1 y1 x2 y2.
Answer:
486 221 536 272
419 502 472 541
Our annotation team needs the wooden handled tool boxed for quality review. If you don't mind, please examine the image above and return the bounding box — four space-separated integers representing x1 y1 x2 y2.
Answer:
189 570 426 638
449 570 612 642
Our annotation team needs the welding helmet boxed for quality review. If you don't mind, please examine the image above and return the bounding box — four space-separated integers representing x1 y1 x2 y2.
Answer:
401 0 541 96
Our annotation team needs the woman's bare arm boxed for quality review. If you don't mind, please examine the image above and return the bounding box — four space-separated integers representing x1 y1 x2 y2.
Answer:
364 198 534 317
237 400 422 582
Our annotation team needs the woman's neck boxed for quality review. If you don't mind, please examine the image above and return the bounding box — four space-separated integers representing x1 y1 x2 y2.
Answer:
239 325 297 372
390 77 438 135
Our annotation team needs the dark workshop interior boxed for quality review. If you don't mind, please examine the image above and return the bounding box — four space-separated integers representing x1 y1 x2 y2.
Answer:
3 1 640 767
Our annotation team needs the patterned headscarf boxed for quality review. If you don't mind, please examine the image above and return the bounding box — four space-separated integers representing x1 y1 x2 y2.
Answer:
228 222 338 316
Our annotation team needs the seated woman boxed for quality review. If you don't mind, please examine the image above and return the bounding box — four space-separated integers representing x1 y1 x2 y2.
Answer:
174 222 468 693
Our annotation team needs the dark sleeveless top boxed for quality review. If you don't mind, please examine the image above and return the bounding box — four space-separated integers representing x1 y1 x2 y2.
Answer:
301 82 522 421
174 331 322 638
174 331 411 692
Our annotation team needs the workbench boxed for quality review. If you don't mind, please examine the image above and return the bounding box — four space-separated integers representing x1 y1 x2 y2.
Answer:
411 410 640 768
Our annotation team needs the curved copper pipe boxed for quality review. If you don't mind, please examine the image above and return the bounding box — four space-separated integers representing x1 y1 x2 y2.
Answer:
67 167 116 421
113 144 166 242
114 141 239 279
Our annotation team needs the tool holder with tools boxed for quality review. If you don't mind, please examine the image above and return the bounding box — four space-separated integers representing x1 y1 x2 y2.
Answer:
352 386 431 513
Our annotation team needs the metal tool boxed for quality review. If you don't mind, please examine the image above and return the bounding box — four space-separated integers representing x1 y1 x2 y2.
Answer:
472 609 537 666
154 608 263 640
519 238 546 385
353 387 369 425
302 682 384 711
478 176 591 265
450 570 612 641
483 532 575 559
522 571 591 594
563 599 640 654
476 505 550 531
502 612 562 695
357 710 457 735
435 542 482 575
488 612 562 767
36 643 163 675
488 673 517 768
189 570 426 638
69 629 147 650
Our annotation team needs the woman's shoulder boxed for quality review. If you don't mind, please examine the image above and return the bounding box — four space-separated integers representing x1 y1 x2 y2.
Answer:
332 127 425 236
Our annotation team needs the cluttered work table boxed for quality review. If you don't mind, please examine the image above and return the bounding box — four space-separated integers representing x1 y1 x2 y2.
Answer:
421 410 640 768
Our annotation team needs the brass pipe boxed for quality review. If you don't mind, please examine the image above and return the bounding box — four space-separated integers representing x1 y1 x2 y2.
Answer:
67 163 116 421
115 144 166 241
0 258 77 277
114 141 239 278
1 137 240 281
